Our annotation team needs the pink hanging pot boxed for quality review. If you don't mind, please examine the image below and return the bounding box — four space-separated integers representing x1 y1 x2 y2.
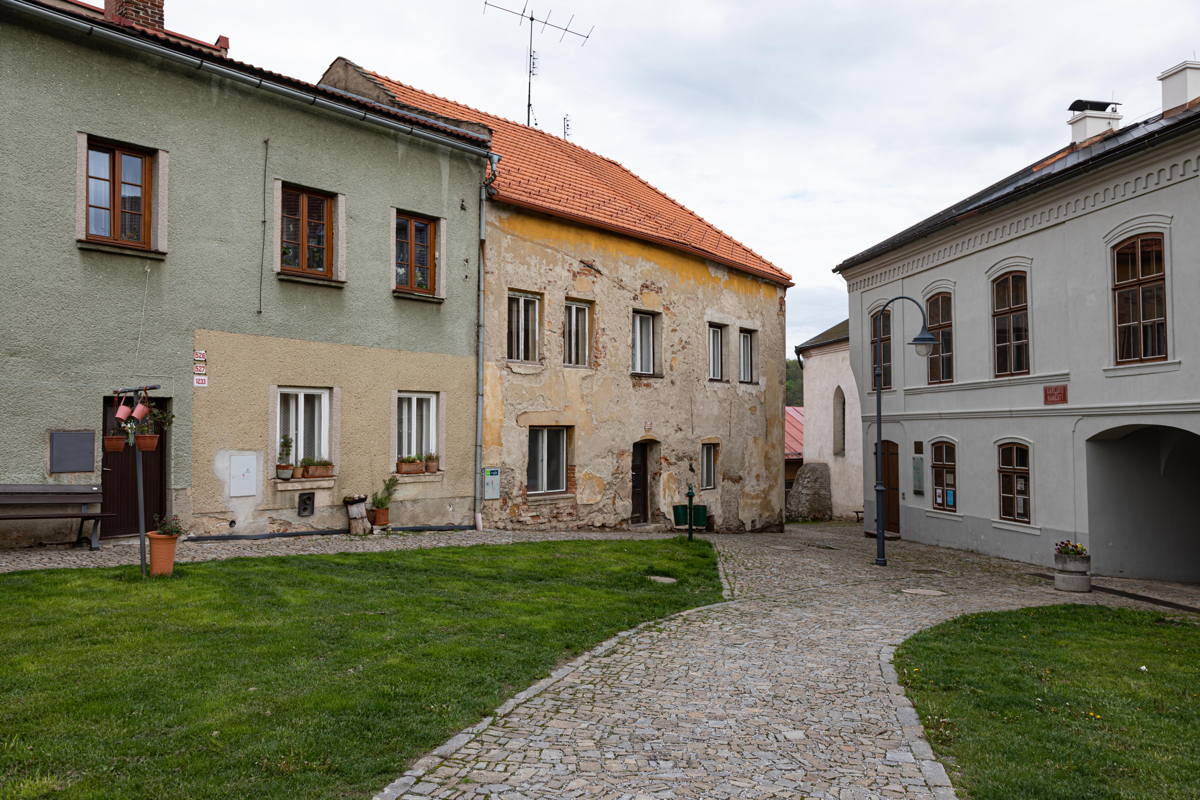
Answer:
114 391 133 421
131 390 151 421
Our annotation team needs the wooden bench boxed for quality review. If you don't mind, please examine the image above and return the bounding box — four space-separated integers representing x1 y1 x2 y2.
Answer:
854 509 864 522
0 485 113 551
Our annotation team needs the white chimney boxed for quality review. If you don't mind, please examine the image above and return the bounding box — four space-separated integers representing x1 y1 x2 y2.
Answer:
1067 100 1122 144
1158 61 1200 113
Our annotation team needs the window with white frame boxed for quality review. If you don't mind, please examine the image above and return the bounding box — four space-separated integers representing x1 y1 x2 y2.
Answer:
528 426 568 494
701 443 718 489
708 324 724 380
564 301 590 366
397 393 437 459
507 292 539 361
277 388 329 464
739 329 755 382
632 311 657 375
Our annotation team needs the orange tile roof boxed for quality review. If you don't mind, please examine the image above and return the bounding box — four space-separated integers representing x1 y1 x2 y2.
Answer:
357 66 792 287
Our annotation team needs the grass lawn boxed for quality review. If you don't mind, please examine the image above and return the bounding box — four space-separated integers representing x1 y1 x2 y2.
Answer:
895 604 1200 800
0 537 722 799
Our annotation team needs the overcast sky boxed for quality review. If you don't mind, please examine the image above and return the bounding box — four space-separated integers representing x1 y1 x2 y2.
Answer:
171 0 1200 353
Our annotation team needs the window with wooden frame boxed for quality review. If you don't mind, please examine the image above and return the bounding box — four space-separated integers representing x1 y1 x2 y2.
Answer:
281 185 334 279
739 329 755 383
700 443 718 490
931 441 956 511
992 272 1029 377
507 292 539 361
86 141 153 249
926 293 953 384
998 442 1031 523
564 301 590 366
1112 233 1167 364
707 324 725 380
870 309 892 390
395 213 437 294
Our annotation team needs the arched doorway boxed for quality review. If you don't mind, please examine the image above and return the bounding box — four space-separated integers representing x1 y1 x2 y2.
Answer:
1086 425 1200 581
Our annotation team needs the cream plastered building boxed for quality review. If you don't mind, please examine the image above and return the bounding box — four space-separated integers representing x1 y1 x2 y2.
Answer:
322 60 793 532
837 65 1200 581
796 321 863 519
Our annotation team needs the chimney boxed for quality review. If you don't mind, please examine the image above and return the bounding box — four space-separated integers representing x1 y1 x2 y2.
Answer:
104 0 165 30
1067 100 1122 144
1158 61 1200 114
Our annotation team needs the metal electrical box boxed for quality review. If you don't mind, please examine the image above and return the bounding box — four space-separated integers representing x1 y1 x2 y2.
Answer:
482 467 500 500
229 454 257 497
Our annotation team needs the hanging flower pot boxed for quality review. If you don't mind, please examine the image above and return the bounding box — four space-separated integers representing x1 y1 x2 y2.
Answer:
131 391 151 421
103 435 126 453
114 392 133 421
135 434 160 452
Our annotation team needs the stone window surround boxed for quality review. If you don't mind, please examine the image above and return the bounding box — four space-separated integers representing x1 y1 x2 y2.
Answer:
390 206 447 300
271 178 347 283
76 132 169 254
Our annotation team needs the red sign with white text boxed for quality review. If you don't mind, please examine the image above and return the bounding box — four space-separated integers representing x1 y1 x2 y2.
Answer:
1044 384 1068 405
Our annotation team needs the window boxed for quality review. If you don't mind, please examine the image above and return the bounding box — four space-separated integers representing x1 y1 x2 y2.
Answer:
833 386 846 456
395 213 437 294
992 273 1029 377
564 301 590 366
277 388 329 464
701 443 718 489
932 442 956 511
1112 233 1167 363
281 185 334 279
739 329 755 382
708 324 724 380
998 443 1031 523
632 311 657 375
397 393 437 458
528 427 567 494
507 292 539 361
86 141 152 249
926 293 953 384
870 309 892 390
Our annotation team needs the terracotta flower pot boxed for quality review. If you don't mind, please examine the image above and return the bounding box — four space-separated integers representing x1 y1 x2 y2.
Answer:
276 465 293 480
306 465 334 478
103 435 126 453
134 434 159 452
397 461 423 475
147 532 179 576
292 465 307 478
425 458 439 473
367 507 390 527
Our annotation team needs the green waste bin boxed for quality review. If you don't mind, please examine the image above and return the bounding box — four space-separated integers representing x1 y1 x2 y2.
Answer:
672 505 689 526
672 504 709 528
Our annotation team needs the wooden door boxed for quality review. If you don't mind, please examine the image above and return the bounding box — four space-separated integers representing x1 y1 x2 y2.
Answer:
631 442 649 524
883 440 900 534
101 396 169 537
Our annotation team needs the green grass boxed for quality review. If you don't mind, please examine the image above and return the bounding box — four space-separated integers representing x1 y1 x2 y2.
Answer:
0 538 722 799
895 604 1200 800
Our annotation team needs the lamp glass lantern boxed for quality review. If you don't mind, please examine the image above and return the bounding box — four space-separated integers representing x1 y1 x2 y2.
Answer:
911 327 937 358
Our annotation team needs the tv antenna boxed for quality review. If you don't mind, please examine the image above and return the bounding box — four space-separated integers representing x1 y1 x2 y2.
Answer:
562 114 571 139
483 2 593 127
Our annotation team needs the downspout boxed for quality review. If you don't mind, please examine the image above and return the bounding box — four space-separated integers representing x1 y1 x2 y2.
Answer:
474 154 501 530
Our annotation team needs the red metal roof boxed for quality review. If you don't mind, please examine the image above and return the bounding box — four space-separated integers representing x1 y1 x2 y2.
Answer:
356 66 792 287
785 406 804 460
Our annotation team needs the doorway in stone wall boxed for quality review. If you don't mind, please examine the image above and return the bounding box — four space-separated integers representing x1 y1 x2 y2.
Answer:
631 442 651 524
101 395 169 538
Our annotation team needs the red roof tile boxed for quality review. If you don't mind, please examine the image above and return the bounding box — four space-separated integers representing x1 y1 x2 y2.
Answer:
785 406 804 459
357 67 792 287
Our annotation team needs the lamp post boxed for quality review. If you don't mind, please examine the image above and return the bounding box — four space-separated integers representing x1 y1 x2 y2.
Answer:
871 297 936 566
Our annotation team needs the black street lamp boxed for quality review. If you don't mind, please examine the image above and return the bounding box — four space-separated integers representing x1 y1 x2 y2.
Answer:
871 297 936 566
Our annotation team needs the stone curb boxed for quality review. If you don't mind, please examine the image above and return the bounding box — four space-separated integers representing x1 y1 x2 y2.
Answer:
373 550 738 800
878 644 959 800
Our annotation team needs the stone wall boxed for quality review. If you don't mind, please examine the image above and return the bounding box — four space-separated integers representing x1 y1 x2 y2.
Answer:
786 462 832 522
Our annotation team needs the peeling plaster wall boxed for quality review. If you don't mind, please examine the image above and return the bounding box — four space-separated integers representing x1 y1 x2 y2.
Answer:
481 208 786 531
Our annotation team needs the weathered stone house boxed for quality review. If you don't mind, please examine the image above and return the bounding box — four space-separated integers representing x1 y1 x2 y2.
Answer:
837 66 1200 581
0 0 492 543
322 60 793 531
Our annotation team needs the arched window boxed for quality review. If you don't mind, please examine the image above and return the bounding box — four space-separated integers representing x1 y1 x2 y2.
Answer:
931 441 956 511
993 272 1029 377
998 442 1031 523
833 387 846 456
870 309 891 390
1112 233 1167 363
926 293 953 384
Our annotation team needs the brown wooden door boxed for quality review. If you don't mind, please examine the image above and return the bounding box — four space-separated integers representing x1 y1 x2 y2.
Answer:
101 396 169 537
883 440 900 534
631 442 649 524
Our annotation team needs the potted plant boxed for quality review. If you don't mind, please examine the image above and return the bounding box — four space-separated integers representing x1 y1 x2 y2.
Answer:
132 407 173 452
276 434 294 480
396 454 423 475
1054 540 1091 592
307 459 335 479
148 513 187 576
295 457 313 479
368 476 400 527
424 451 439 473
103 423 126 453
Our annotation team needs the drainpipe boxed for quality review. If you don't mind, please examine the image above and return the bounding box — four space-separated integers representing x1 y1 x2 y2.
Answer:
474 154 500 530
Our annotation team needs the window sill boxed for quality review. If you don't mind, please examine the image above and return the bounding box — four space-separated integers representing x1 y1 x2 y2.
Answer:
707 378 728 383
527 492 575 504
905 371 1069 395
738 380 757 386
392 289 444 303
272 477 336 491
925 509 962 522
562 363 594 370
390 471 444 483
631 372 664 380
277 272 345 289
1103 359 1180 378
506 360 544 375
991 518 1040 535
77 239 166 260
866 388 897 396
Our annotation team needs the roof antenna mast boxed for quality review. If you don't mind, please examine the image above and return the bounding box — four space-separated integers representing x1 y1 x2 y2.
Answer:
483 1 593 127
